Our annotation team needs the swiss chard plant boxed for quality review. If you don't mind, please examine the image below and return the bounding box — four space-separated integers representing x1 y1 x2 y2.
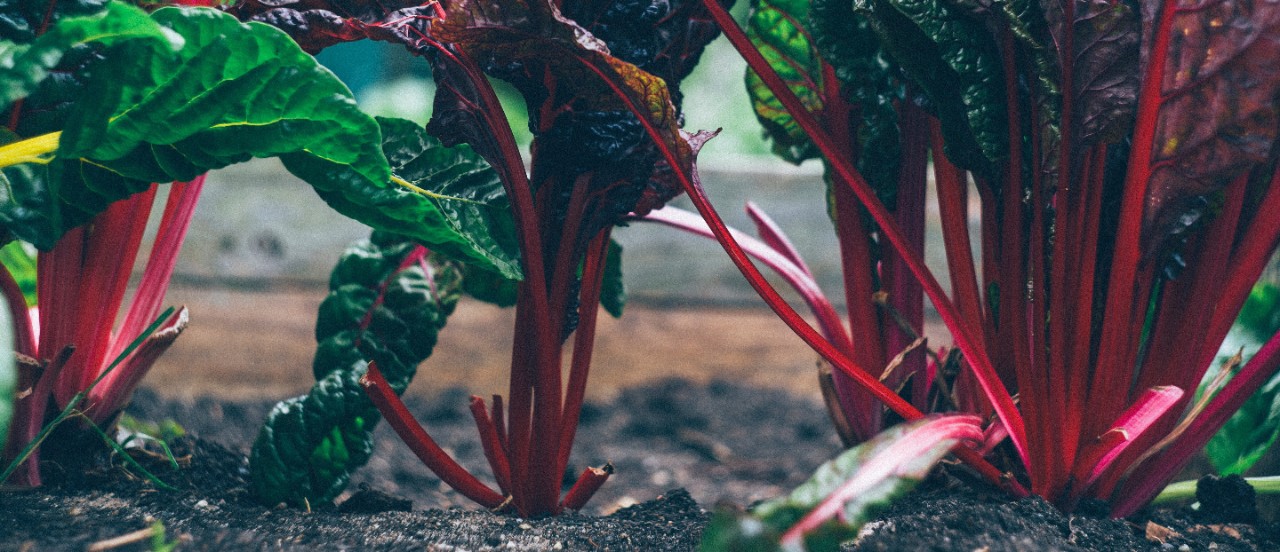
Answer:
221 0 724 516
250 229 463 508
0 0 515 487
639 0 1280 518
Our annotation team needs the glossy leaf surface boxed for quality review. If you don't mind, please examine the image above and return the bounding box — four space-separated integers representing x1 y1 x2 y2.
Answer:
0 2 177 112
1138 0 1280 256
0 6 518 279
853 0 1007 176
251 232 462 507
373 116 521 280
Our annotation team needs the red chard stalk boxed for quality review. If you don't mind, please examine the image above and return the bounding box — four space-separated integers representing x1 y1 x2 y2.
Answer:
229 0 732 516
665 0 1280 518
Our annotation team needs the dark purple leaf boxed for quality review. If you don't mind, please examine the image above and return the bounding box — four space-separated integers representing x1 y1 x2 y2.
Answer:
223 0 434 53
1140 0 1280 254
435 0 697 238
1070 0 1140 147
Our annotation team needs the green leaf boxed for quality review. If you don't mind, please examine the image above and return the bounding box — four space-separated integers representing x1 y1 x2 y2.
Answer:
1236 281 1280 344
0 0 112 43
744 0 824 164
250 232 463 507
853 0 1007 177
0 241 36 306
372 116 521 280
699 415 981 552
0 6 520 278
601 239 625 318
0 2 178 112
1206 283 1280 476
462 264 519 308
0 294 12 448
1207 377 1280 476
809 0 902 208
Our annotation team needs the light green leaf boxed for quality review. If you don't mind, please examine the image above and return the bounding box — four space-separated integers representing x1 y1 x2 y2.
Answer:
744 0 825 165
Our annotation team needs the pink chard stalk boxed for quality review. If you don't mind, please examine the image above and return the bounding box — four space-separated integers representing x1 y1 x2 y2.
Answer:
1 177 201 487
645 0 1280 517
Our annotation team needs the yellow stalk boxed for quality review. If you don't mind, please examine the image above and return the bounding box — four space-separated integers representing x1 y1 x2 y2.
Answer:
0 131 62 168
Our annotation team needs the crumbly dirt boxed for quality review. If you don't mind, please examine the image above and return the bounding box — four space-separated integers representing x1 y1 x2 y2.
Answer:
2 379 1278 551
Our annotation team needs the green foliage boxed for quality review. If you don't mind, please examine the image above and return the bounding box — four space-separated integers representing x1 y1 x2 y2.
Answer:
463 237 626 319
0 241 35 306
250 231 462 507
373 116 520 282
600 240 626 318
149 520 179 552
0 3 519 279
807 0 902 208
117 413 186 443
1206 283 1280 475
0 2 176 112
851 0 1007 177
699 416 980 551
743 0 824 164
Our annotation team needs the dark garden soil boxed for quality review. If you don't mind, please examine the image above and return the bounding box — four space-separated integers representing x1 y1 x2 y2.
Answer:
2 378 1278 551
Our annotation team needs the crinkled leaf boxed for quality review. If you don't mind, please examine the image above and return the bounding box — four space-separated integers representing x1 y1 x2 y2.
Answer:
224 0 437 54
810 0 902 207
251 231 462 507
435 0 695 235
372 116 521 280
1061 0 1138 147
1139 1 1280 257
0 2 179 113
0 7 518 278
853 0 1007 177
563 0 729 105
699 415 982 552
744 0 824 164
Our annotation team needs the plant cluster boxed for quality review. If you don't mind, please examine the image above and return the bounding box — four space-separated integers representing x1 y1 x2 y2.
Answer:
654 0 1280 521
0 0 525 490
0 1 1277 549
